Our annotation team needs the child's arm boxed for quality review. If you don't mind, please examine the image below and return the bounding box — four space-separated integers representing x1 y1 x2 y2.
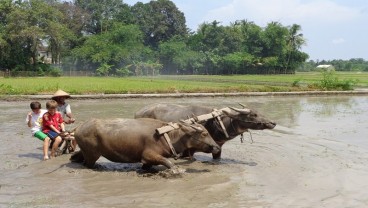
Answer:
26 112 32 127
46 124 60 134
60 122 66 133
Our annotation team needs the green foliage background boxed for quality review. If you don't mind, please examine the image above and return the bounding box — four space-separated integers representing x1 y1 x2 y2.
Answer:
0 0 309 76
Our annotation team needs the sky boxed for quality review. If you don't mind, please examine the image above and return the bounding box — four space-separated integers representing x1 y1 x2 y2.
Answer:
124 0 368 61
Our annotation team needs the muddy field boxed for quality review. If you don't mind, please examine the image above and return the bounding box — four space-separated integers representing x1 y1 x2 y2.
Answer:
1 95 368 207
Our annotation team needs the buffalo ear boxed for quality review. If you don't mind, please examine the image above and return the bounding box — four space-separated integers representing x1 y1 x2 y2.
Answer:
189 124 203 132
177 122 194 134
180 119 195 125
178 123 204 135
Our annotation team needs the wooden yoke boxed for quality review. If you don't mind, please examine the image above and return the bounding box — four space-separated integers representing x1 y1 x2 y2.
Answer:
183 108 230 138
183 108 225 124
156 122 180 134
156 122 180 159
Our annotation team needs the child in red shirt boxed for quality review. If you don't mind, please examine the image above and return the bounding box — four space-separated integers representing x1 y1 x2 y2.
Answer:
42 100 66 158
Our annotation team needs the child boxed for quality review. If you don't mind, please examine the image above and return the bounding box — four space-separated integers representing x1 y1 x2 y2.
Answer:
26 101 51 161
52 89 77 151
42 100 68 158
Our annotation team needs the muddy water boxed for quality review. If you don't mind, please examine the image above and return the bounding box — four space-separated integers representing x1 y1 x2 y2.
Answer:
1 95 368 207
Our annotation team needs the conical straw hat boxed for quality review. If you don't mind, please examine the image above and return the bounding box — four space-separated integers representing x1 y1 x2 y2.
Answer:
52 89 71 99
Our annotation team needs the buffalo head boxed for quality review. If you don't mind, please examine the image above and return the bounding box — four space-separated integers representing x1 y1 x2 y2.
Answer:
222 107 276 131
178 122 221 154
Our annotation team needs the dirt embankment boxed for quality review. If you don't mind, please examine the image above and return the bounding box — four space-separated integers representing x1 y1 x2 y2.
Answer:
2 90 368 101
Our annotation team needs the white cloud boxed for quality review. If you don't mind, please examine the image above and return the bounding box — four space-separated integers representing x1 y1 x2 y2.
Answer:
203 0 362 26
332 38 345 44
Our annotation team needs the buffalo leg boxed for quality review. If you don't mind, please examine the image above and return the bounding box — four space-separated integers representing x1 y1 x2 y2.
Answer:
82 150 101 168
142 152 175 169
180 149 196 160
70 151 84 163
158 157 175 169
212 147 222 159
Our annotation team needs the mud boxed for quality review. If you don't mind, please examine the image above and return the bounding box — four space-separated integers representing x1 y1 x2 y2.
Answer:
1 95 368 207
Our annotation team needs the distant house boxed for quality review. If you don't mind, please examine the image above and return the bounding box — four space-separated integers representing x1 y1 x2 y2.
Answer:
37 40 52 64
316 64 335 71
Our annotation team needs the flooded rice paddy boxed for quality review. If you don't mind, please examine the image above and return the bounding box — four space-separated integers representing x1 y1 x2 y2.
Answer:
0 95 368 207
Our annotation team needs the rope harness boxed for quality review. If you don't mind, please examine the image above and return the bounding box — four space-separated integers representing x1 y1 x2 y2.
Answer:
184 108 230 139
156 121 221 160
228 118 253 144
184 107 255 144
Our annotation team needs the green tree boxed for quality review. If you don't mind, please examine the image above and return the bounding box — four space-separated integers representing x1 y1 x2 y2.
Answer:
233 20 263 57
221 52 244 74
56 2 90 42
4 0 73 70
75 0 128 34
158 39 186 74
262 22 288 60
174 50 205 74
196 21 224 53
0 0 13 69
72 23 145 73
132 0 188 48
285 24 308 73
219 25 243 55
158 37 206 74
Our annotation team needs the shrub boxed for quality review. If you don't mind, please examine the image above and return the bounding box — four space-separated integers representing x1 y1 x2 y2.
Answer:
292 78 302 87
46 67 62 77
116 67 132 77
96 63 113 76
336 79 357 90
318 71 357 90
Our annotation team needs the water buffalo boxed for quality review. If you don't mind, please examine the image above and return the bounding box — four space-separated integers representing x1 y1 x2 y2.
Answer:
70 118 220 170
135 104 276 159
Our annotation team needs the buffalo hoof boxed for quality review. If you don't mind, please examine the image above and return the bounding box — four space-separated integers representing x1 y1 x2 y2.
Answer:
70 151 84 163
137 167 158 174
202 159 221 165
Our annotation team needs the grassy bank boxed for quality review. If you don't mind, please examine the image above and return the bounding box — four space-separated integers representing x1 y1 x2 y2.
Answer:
1 72 367 95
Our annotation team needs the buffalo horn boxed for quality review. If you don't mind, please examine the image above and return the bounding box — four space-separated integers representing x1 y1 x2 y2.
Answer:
229 107 251 113
238 103 247 108
189 125 203 132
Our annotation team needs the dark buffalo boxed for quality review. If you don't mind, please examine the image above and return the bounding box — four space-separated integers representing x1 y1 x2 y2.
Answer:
70 118 220 170
134 104 276 159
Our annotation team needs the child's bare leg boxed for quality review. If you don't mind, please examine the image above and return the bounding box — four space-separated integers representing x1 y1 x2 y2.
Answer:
43 137 50 160
71 138 77 150
50 136 62 158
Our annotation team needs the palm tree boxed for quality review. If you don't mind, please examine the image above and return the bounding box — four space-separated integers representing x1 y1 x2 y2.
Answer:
285 24 306 73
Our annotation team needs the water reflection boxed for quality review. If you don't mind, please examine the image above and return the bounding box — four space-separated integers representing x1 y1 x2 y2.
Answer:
304 96 358 117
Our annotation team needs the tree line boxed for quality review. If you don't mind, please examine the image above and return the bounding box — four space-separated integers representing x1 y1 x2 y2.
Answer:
0 0 309 76
299 58 368 72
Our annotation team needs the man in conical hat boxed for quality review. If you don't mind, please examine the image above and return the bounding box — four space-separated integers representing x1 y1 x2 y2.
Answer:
52 90 74 124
